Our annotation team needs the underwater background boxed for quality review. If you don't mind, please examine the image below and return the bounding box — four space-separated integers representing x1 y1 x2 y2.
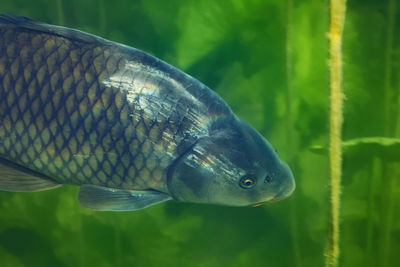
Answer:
0 0 399 266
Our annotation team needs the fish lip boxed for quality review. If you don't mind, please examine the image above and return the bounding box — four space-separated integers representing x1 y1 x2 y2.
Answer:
252 196 287 207
252 177 296 207
165 137 205 201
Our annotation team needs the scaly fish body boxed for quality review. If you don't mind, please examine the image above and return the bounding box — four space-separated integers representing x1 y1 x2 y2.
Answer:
0 15 295 211
0 15 222 192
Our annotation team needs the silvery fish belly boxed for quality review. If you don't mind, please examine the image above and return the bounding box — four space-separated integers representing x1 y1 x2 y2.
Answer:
0 14 295 211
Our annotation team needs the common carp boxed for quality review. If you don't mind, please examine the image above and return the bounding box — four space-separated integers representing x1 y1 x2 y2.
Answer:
0 14 295 211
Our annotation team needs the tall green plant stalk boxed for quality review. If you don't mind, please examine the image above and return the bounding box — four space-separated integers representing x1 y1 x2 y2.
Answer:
99 0 106 36
74 197 86 267
383 0 396 136
365 157 382 267
380 1 397 266
380 163 396 267
285 1 301 266
55 0 64 25
114 222 122 267
326 0 347 266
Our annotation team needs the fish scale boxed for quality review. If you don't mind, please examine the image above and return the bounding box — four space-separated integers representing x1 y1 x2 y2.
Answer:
0 18 211 193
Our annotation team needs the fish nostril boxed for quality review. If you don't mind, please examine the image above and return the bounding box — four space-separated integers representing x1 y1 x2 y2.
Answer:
264 174 272 183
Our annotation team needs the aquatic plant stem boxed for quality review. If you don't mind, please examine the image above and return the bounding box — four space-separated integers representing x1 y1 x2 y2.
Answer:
326 0 347 267
380 1 396 266
365 157 381 267
99 0 106 36
115 225 122 267
55 0 64 26
285 1 301 266
383 0 396 136
74 195 86 267
380 163 396 267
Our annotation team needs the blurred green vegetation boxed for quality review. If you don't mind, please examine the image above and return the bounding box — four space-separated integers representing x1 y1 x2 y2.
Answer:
0 0 399 266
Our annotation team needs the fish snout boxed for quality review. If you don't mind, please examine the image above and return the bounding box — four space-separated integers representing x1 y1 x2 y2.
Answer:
274 162 296 200
257 161 295 206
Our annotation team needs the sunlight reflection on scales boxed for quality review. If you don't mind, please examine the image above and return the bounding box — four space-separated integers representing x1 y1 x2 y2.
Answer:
102 60 210 156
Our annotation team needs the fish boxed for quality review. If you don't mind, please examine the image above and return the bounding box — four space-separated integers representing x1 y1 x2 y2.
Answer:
0 14 295 211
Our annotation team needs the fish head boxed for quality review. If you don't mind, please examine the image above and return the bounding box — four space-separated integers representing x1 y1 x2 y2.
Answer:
166 117 295 206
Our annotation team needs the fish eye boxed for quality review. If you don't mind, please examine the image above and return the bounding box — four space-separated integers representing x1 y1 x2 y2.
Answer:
239 176 255 189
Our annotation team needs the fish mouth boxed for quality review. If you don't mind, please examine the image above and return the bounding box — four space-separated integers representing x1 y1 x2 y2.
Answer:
252 196 287 207
252 176 296 207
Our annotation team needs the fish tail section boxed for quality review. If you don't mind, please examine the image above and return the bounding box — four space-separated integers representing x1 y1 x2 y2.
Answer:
0 158 61 192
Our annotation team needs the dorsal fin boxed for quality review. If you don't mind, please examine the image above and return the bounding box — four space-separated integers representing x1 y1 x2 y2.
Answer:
0 13 108 45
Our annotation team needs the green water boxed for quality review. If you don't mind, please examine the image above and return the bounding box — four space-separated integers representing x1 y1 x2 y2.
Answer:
0 0 399 266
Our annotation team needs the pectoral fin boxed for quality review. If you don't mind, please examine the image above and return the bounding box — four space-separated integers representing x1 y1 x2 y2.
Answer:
78 185 172 211
0 158 61 192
